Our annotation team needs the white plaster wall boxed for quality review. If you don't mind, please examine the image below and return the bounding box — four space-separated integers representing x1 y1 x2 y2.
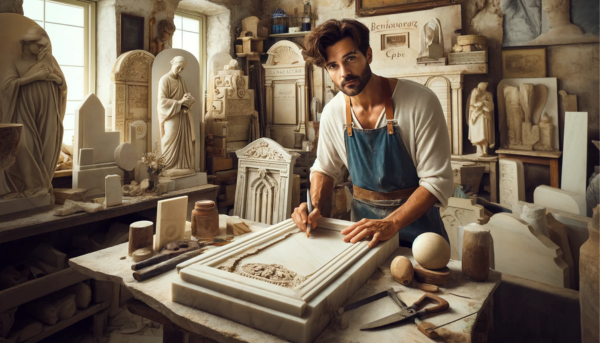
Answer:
207 12 231 60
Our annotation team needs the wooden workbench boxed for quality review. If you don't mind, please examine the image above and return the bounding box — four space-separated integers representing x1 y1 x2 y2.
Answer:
69 218 501 343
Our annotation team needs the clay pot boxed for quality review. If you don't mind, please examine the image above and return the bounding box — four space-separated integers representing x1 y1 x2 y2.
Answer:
191 200 219 239
0 124 23 171
580 206 599 343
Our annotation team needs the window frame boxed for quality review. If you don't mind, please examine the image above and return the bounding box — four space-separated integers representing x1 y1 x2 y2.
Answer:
173 10 207 121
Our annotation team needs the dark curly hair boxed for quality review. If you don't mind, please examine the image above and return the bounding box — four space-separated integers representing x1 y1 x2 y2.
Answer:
302 19 370 68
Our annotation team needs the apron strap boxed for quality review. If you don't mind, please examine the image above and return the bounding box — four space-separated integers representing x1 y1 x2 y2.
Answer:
344 76 395 137
381 77 395 135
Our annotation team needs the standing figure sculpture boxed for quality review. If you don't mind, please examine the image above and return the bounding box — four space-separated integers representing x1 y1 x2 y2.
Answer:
157 56 196 177
468 82 494 156
0 26 67 198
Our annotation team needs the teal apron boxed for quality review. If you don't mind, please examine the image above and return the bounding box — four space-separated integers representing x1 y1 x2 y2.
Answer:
343 77 447 245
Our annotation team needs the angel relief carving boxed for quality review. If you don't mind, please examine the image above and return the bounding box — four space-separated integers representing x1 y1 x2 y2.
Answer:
243 141 284 160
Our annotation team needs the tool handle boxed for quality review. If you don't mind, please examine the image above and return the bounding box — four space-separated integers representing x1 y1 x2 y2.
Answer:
411 293 449 316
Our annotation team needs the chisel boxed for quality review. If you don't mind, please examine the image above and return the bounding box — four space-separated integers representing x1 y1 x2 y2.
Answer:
306 188 313 238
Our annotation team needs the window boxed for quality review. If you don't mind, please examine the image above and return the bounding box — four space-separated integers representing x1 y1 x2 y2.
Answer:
23 0 95 145
172 13 203 64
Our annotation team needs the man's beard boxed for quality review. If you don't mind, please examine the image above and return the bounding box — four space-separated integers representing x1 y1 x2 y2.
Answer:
339 64 372 97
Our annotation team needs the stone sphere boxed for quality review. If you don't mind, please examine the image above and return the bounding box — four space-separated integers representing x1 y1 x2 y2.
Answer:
412 232 450 270
390 256 414 285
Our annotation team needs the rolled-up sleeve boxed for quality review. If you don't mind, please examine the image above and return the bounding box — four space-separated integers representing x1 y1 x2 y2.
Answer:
310 105 344 182
413 91 454 208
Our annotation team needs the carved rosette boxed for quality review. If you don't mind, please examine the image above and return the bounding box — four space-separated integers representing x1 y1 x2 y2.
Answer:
236 76 246 98
236 263 306 288
242 142 284 161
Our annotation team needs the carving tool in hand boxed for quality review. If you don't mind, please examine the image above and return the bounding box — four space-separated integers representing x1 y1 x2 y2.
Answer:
306 188 313 238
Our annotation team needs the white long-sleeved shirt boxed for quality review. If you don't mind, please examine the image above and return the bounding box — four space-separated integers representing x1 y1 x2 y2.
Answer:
311 79 454 207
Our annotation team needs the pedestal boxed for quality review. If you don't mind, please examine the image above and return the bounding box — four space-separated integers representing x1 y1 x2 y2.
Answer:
161 172 207 191
451 154 498 202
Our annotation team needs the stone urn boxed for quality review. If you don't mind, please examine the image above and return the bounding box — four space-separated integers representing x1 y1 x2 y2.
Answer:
0 124 23 171
580 205 599 343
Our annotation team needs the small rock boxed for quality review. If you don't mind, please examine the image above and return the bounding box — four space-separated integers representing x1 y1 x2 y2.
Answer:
139 179 150 191
120 256 126 260
131 180 138 186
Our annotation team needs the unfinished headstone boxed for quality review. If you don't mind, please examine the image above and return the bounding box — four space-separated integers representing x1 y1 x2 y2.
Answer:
154 196 188 251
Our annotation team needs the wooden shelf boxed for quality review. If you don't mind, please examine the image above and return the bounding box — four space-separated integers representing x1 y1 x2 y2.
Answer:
0 184 219 244
0 268 89 312
269 31 311 38
22 301 109 343
53 170 72 178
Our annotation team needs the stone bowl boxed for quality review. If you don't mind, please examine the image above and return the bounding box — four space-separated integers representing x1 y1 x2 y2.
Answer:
0 123 23 171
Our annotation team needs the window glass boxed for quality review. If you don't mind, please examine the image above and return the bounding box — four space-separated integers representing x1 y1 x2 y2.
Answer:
45 23 84 66
23 0 44 21
182 31 200 62
173 14 201 63
23 0 89 145
45 1 83 26
182 17 199 33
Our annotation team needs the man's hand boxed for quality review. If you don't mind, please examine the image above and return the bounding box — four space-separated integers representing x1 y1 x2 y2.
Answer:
341 218 398 248
292 202 322 233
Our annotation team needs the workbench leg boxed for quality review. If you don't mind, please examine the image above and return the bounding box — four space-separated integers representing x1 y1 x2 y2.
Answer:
93 309 109 337
472 298 493 343
109 282 121 317
550 159 560 188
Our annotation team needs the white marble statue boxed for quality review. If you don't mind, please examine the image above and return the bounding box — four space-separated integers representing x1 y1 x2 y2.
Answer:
0 26 67 198
157 56 196 178
417 18 444 61
468 82 495 156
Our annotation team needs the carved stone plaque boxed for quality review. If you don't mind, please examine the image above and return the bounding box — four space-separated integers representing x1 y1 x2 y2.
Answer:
273 83 297 125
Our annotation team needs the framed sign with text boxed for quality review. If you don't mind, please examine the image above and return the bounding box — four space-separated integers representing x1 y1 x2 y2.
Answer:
356 0 454 17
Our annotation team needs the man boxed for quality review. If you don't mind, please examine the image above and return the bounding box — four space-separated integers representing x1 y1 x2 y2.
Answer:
291 19 453 248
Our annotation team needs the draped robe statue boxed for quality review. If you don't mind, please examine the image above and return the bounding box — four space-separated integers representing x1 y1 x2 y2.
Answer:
468 82 494 156
0 26 67 198
157 56 196 178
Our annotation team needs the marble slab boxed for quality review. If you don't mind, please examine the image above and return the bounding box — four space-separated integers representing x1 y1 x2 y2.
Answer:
499 159 525 208
534 185 586 217
484 213 569 288
173 218 399 343
561 112 588 196
155 196 188 251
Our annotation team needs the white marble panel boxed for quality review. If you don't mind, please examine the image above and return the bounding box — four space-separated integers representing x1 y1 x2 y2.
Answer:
499 158 525 208
273 82 297 125
74 94 121 166
562 112 588 196
104 174 122 207
173 217 399 343
534 185 586 216
484 213 569 288
155 196 188 251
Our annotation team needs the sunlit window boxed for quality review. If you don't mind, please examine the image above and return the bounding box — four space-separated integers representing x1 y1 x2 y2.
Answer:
173 13 201 63
23 0 94 145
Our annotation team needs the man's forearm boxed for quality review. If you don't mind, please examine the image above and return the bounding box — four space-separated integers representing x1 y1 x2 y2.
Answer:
310 171 335 212
387 186 439 230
